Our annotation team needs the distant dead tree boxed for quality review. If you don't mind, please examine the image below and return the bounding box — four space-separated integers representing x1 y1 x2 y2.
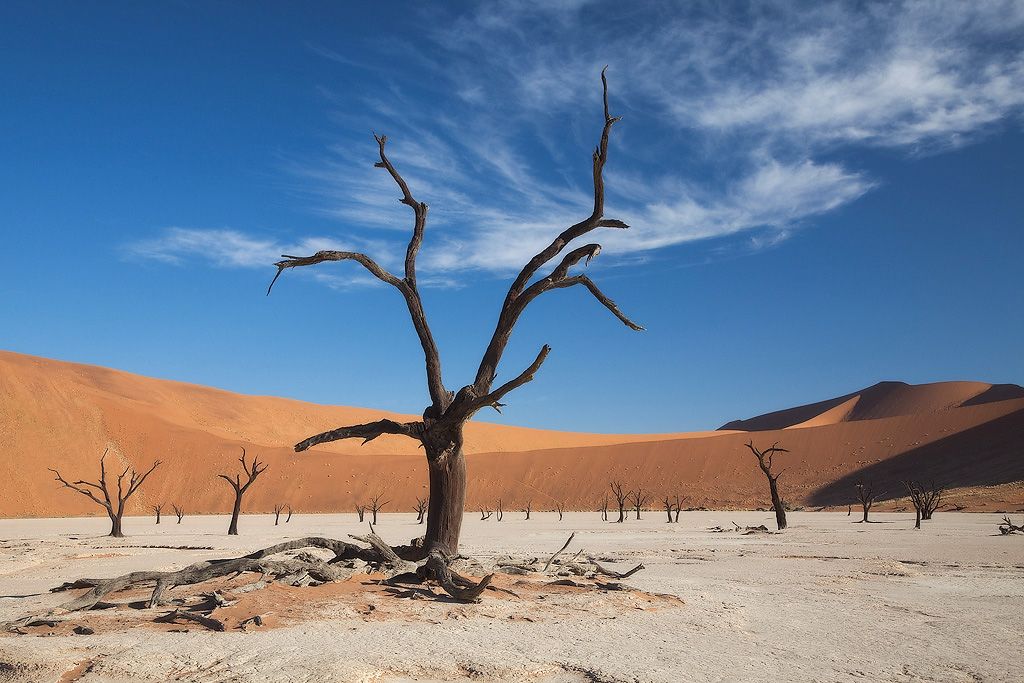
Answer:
286 505 293 523
610 482 629 523
217 448 267 536
631 489 649 520
554 502 564 521
415 497 428 524
369 493 389 525
496 499 503 522
600 495 609 522
903 480 946 528
479 508 493 521
273 504 284 526
172 504 184 524
854 480 877 523
745 441 789 531
266 69 641 568
152 503 164 525
49 448 161 538
355 505 366 523
523 500 532 520
673 495 682 522
662 495 675 523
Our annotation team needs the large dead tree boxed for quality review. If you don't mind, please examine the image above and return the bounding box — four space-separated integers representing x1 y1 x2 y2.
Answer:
902 480 945 529
746 441 789 530
268 69 640 562
855 480 877 523
49 449 161 538
610 481 630 523
217 449 267 536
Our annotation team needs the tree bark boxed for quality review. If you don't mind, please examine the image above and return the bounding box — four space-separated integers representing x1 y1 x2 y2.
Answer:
768 478 787 530
109 513 123 538
424 441 466 557
228 494 242 536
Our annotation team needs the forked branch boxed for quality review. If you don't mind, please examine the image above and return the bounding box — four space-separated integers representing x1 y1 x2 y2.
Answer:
294 419 424 452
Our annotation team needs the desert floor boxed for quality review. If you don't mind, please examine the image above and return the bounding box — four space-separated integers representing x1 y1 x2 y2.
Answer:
1 511 1022 682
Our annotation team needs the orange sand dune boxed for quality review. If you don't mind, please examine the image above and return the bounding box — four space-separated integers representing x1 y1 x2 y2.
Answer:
1 350 1022 518
720 380 1024 431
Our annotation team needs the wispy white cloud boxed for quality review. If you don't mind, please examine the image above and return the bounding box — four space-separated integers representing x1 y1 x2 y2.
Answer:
128 0 1023 285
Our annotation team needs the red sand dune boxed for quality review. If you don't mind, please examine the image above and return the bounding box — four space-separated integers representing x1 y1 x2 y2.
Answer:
1 350 1022 518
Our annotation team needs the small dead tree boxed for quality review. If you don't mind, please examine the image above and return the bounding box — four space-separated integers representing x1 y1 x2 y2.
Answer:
49 449 161 538
273 504 284 526
286 505 293 523
662 495 675 523
172 504 184 524
903 480 946 528
673 495 682 522
855 480 877 523
554 502 564 521
479 509 493 520
369 493 389 525
600 495 609 521
523 500 532 520
610 482 629 523
631 489 649 520
356 505 366 523
998 516 1024 534
153 503 164 525
217 448 267 536
745 441 789 531
415 497 428 524
495 499 503 522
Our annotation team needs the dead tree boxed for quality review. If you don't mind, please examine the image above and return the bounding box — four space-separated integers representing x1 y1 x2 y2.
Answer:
49 449 161 538
903 480 946 528
673 495 682 522
355 505 366 523
662 495 675 523
267 69 640 563
273 504 284 526
523 500 532 520
153 503 164 525
631 489 649 520
415 497 428 524
855 480 877 523
479 509 493 521
745 441 789 531
217 448 267 536
600 495 609 522
610 482 629 523
495 499 503 522
554 502 564 521
286 505 293 523
369 493 389 525
998 516 1024 534
172 504 184 524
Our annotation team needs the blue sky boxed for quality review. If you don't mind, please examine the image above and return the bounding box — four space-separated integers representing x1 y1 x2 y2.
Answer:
2 1 1022 433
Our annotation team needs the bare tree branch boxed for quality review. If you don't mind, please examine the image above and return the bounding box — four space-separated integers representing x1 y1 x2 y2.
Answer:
294 419 424 452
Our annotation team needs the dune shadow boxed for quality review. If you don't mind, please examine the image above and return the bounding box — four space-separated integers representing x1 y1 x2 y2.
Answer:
807 408 1024 506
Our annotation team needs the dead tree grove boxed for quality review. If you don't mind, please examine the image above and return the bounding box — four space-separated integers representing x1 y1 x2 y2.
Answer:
610 482 629 523
217 449 267 536
172 504 184 524
153 503 164 525
267 69 641 568
50 449 161 538
746 441 789 530
855 480 877 523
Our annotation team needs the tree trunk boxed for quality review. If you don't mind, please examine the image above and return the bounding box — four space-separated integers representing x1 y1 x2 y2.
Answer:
617 505 625 523
228 494 242 535
862 506 869 523
372 509 379 525
768 478 787 530
424 441 466 557
914 507 921 529
109 513 123 538
155 510 161 524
